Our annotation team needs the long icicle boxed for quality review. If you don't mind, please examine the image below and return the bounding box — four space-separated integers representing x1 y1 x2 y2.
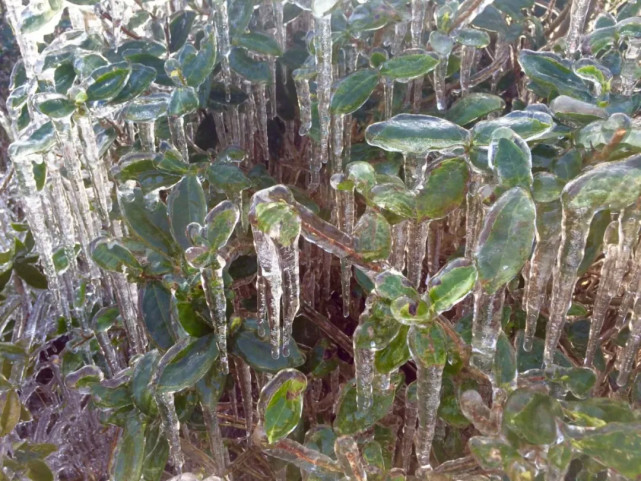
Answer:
314 13 333 174
471 286 506 376
523 201 562 351
397 382 418 472
565 0 593 57
335 436 368 481
201 260 229 373
415 363 444 474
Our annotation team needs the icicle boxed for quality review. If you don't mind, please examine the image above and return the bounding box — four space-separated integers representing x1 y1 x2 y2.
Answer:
273 0 286 50
250 187 301 358
464 173 484 257
202 406 227 474
398 382 418 472
565 0 592 57
201 260 229 373
523 201 563 351
392 22 408 56
459 46 475 96
471 285 506 375
314 14 333 170
95 331 120 377
215 0 232 101
383 78 394 118
137 121 155 151
331 176 353 318
10 152 67 319
257 267 269 338
415 364 443 474
407 221 430 289
616 237 641 329
169 116 189 162
75 115 111 226
110 272 145 355
621 38 641 96
354 338 375 411
335 436 367 481
235 358 253 439
256 84 270 162
280 242 300 357
157 392 185 473
389 221 408 271
617 306 641 386
410 0 427 48
295 78 313 136
331 114 344 176
544 211 593 367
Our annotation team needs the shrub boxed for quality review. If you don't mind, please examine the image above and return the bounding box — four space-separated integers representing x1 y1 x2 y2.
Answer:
2 0 641 480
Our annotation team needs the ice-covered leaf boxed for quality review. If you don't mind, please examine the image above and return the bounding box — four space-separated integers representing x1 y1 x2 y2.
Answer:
204 201 240 251
380 53 439 81
112 64 157 104
167 175 207 250
334 379 396 435
416 157 469 220
169 11 197 52
374 325 410 373
112 413 146 481
132 351 160 416
353 209 391 261
229 47 271 83
86 63 131 101
407 323 448 367
503 389 562 445
445 93 505 126
157 334 219 393
90 237 142 274
0 390 21 436
489 127 533 189
123 94 169 122
475 188 536 293
168 86 199 116
366 114 469 154
518 50 592 101
141 282 176 350
234 32 282 56
472 110 555 145
330 69 379 115
179 32 217 87
258 369 307 444
427 258 477 313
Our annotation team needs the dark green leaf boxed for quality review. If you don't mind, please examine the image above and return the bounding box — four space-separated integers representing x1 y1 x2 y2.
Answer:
167 174 207 250
112 412 146 481
503 389 562 445
416 157 469 220
86 63 131 101
141 282 177 350
235 32 282 56
157 334 219 393
112 64 157 104
446 93 505 126
380 53 439 81
258 369 307 443
229 47 271 83
428 258 477 313
169 11 197 52
330 69 379 115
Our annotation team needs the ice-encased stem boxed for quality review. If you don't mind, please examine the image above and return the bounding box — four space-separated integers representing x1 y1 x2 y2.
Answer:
280 243 300 357
465 173 484 258
156 392 185 473
295 78 312 136
235 358 253 439
398 383 418 472
257 83 270 162
137 121 155 151
565 0 592 57
168 116 189 162
337 185 354 317
407 220 430 288
383 78 394 119
410 0 427 48
110 272 145 355
354 342 375 411
315 14 333 170
95 331 120 377
434 56 449 112
415 364 444 472
389 221 408 271
215 0 232 101
471 285 506 375
616 237 641 329
544 210 593 367
11 153 67 319
617 306 641 386
202 406 227 474
75 115 111 226
523 202 563 351
460 46 475 96
201 262 229 374
257 266 269 338
335 436 367 481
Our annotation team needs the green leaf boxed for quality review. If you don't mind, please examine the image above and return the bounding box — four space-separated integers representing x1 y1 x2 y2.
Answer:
427 258 477 313
375 325 410 373
416 157 469 220
493 332 517 388
503 389 562 445
570 423 641 478
407 323 448 367
179 32 217 87
489 127 533 189
472 110 554 145
204 201 240 251
86 63 131 101
132 351 159 416
196 362 228 409
330 69 379 115
207 163 252 196
532 172 564 202
112 412 146 481
446 93 505 126
157 334 219 393
90 237 142 274
235 32 282 56
141 423 169 481
112 63 157 104
92 306 120 333
374 271 417 301
26 459 53 481
35 96 75 118
8 122 56 158
229 47 271 83
548 366 596 398
113 153 181 194
475 188 536 294
370 183 415 219
454 28 491 47
258 369 307 444
518 50 592 101
33 159 46 191
353 209 391 261
169 10 197 52
334 379 397 435
167 174 207 250
0 343 27 362
141 282 176 350
119 187 176 255
168 86 199 116
253 201 301 247
550 95 607 127
0 390 21 436
123 94 170 122
231 318 305 373
365 114 469 155
469 436 520 470
380 53 439 81
13 258 47 289
353 299 399 351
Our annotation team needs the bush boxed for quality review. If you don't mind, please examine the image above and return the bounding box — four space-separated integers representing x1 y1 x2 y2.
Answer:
2 0 641 479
